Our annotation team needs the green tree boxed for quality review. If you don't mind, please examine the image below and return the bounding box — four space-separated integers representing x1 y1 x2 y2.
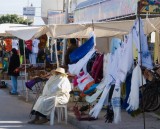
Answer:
0 14 32 25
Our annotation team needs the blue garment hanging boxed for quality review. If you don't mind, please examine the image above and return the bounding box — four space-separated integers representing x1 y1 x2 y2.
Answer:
69 36 94 63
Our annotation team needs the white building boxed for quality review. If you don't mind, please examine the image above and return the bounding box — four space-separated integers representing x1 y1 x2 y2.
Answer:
41 0 86 24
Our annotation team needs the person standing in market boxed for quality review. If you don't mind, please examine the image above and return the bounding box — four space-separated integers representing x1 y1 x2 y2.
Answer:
8 48 20 95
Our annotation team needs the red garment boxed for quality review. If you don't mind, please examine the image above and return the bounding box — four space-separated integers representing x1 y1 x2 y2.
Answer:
73 71 85 87
91 54 104 83
25 40 32 51
73 76 78 87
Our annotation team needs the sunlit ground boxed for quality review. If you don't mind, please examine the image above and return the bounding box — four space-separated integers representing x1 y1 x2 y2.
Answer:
0 121 22 124
0 121 23 128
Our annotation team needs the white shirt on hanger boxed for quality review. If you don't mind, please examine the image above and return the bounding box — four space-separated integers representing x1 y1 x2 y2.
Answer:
12 39 19 50
32 39 40 53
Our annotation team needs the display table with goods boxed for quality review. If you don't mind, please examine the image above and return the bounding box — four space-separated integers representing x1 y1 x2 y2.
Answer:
69 87 99 121
18 63 49 101
68 74 99 121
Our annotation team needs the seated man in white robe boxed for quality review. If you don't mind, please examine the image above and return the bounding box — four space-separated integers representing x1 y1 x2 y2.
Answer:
28 67 71 124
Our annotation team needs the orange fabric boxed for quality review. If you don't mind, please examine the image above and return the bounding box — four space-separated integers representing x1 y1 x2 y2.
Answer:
4 38 12 52
80 80 95 97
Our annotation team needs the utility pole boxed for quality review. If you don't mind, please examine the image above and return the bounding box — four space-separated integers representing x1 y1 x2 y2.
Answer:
62 0 69 65
64 0 69 24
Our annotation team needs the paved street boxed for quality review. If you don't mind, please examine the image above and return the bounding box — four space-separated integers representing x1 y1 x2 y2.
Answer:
68 109 160 129
1 81 160 129
0 88 77 129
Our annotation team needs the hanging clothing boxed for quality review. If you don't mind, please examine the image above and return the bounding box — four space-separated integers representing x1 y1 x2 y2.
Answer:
88 52 116 116
68 48 96 75
84 83 99 95
85 53 110 103
77 72 94 91
80 80 95 97
91 54 104 83
110 38 122 54
89 86 111 118
32 39 40 54
29 53 37 65
86 52 99 73
4 38 12 52
12 39 19 50
132 18 153 69
19 39 24 55
65 44 78 66
127 64 146 111
25 47 31 60
69 36 95 63
111 86 121 123
122 73 132 109
96 53 111 90
89 22 135 120
25 40 32 52
117 32 134 83
107 46 122 86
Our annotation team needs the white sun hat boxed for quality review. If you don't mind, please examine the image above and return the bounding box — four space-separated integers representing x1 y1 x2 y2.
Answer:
54 67 67 75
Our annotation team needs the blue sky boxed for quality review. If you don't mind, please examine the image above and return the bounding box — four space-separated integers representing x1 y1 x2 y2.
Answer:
0 0 44 25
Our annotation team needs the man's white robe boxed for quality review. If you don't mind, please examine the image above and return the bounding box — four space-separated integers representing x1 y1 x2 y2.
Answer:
33 75 71 116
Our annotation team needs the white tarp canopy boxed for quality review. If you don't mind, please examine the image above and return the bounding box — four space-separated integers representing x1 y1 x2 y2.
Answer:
50 17 160 38
48 23 128 38
5 26 44 40
0 23 27 37
5 17 160 40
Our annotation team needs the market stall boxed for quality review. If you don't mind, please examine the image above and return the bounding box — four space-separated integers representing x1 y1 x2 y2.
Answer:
4 17 160 124
0 23 28 88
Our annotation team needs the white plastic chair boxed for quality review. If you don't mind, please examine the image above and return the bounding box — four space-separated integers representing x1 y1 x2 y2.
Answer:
50 97 68 125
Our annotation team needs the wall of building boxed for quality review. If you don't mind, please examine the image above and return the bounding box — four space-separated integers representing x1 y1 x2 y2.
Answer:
41 0 64 24
74 0 138 23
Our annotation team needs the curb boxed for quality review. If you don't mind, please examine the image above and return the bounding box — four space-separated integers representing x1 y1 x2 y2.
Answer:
68 112 92 129
148 112 160 119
